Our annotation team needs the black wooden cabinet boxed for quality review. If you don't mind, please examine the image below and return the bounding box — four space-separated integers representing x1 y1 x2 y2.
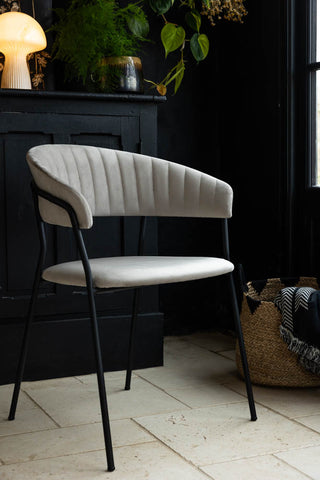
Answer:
0 90 166 384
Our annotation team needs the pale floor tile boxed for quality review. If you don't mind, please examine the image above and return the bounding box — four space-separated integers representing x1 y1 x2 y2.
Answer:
0 408 57 436
0 419 153 465
3 331 320 477
164 336 233 364
23 377 187 427
179 330 236 352
166 383 246 408
218 349 236 361
136 351 237 390
276 445 320 480
296 414 320 433
136 403 320 467
201 454 312 480
225 381 320 419
0 442 212 480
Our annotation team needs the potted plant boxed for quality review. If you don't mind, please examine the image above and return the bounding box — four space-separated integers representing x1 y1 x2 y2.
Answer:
49 0 149 92
145 0 248 95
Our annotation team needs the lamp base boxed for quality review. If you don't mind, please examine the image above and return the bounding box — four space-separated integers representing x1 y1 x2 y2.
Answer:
1 52 31 90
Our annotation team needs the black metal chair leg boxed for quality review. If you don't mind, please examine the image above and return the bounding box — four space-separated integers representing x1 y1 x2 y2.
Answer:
8 260 42 421
125 288 140 391
87 283 115 472
228 273 257 421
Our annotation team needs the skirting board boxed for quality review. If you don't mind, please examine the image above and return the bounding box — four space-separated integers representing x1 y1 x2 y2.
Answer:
0 313 164 385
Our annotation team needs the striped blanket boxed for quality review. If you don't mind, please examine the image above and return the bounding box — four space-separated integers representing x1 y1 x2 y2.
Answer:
274 287 320 375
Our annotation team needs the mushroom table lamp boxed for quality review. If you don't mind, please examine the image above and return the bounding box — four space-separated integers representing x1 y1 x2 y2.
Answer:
0 12 47 90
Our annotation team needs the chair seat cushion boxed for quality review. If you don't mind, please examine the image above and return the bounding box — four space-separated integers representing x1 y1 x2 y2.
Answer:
42 256 234 289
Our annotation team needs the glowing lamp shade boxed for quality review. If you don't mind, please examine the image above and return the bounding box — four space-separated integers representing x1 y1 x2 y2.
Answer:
0 12 47 89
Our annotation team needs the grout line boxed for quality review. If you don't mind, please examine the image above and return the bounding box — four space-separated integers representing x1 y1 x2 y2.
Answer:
186 334 320 437
0 447 107 466
130 419 214 479
293 412 320 419
72 376 87 384
222 383 320 436
21 390 61 428
199 452 316 479
289 417 320 436
133 373 193 410
271 453 315 480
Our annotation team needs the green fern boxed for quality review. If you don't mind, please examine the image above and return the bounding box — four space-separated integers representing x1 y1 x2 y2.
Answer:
50 0 149 84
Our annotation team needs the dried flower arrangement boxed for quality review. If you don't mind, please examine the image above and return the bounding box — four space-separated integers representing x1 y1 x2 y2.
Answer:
0 0 50 89
146 0 247 95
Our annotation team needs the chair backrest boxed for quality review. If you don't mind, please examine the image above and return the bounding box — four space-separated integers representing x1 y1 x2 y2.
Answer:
27 144 233 229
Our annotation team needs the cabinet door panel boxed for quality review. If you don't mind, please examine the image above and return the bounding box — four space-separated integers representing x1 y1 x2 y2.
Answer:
0 105 155 319
4 133 54 293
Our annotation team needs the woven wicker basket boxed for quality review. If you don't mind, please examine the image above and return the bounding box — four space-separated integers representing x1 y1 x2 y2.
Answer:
236 276 320 387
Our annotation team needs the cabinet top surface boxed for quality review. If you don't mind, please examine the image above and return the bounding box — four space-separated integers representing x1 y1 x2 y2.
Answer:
0 89 166 103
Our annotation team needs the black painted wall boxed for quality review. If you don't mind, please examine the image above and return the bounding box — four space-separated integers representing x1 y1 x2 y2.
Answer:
154 0 289 333
24 0 289 334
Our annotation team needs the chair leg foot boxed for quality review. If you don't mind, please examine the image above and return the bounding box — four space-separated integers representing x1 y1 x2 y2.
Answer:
228 273 257 421
8 271 41 421
87 286 115 472
124 378 131 391
125 288 140 391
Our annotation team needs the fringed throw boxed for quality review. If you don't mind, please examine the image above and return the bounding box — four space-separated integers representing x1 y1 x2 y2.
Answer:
274 286 320 375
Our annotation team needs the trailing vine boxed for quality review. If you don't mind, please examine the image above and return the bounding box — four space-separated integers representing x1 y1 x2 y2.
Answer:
146 0 247 95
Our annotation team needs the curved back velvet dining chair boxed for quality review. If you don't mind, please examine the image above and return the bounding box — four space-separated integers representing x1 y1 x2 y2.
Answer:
8 144 256 472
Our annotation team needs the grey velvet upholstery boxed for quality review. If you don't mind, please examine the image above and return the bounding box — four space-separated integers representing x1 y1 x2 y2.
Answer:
43 256 234 288
27 144 235 289
27 144 233 229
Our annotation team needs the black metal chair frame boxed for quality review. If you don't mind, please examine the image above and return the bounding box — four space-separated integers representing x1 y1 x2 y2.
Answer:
8 181 257 473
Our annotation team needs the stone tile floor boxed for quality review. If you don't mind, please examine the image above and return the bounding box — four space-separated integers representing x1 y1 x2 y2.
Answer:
1 331 320 479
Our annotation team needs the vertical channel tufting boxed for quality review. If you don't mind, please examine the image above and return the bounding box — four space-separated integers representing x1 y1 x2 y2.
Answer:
115 150 127 215
133 153 157 215
150 157 157 214
70 147 85 202
98 148 111 215
63 146 81 191
196 171 201 210
183 166 187 213
167 161 172 212
151 157 156 214
150 158 159 215
132 154 141 213
104 149 125 216
152 157 169 215
27 144 233 224
61 149 73 188
55 147 69 182
199 174 204 213
78 147 96 212
85 148 97 214
167 161 186 215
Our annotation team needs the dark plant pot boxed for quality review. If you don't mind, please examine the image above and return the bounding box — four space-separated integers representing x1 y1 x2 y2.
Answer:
100 56 144 94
